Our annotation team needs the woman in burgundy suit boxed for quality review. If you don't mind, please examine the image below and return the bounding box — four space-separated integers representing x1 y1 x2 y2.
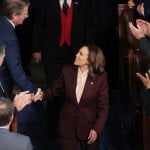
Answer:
44 45 109 150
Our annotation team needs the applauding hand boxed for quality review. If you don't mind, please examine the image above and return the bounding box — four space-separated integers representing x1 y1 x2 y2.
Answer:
136 71 150 89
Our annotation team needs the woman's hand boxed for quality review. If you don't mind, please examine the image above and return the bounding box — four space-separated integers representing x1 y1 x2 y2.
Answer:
87 129 97 144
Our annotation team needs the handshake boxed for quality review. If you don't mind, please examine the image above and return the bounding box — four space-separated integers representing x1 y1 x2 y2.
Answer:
13 88 44 111
33 88 44 102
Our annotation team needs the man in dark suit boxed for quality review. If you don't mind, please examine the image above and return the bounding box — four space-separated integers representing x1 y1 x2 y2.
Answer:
15 0 39 77
0 1 45 147
32 0 95 137
0 97 33 150
0 0 43 99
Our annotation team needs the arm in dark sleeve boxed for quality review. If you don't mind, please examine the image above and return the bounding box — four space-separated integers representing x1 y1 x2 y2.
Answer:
93 73 109 134
139 37 150 56
140 88 150 115
44 68 65 100
5 38 37 94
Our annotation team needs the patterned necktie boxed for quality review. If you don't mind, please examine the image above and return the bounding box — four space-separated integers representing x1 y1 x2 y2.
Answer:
63 0 69 15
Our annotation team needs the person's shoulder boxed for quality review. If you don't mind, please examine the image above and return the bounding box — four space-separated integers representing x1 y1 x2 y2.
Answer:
10 132 30 141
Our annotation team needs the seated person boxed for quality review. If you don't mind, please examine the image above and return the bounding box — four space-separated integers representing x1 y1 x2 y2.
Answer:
0 97 33 150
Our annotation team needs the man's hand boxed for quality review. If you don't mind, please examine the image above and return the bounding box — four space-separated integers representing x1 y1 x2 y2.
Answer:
136 71 150 89
33 88 44 102
33 52 41 64
129 22 145 39
87 129 97 144
136 19 150 36
13 91 34 111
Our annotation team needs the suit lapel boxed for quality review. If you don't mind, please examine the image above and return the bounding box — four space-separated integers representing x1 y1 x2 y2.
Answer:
79 76 96 104
70 67 79 105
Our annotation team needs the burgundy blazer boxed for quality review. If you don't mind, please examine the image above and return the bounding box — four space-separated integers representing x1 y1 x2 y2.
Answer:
44 65 109 140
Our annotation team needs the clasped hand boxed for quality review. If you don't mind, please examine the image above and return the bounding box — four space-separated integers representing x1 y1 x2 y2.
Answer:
13 88 44 111
33 88 44 102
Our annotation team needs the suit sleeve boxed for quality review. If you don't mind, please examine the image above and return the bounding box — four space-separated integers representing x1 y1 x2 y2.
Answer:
92 73 109 135
140 88 150 115
5 36 37 94
44 68 65 100
139 37 150 57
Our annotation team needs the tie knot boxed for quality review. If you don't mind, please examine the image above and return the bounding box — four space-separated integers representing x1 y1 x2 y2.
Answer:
63 0 69 15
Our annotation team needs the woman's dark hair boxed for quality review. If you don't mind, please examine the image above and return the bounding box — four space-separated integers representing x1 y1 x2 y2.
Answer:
86 44 105 77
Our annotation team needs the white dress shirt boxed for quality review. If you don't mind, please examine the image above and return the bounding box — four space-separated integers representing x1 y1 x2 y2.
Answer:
59 0 72 9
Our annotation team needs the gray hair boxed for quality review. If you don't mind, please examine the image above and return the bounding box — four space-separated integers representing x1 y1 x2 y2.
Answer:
2 0 30 19
0 97 14 126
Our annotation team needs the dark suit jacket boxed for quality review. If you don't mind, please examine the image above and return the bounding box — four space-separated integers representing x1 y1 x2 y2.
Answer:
0 128 33 150
144 0 150 21
32 0 95 62
141 89 150 115
44 65 109 140
139 37 150 57
0 16 37 97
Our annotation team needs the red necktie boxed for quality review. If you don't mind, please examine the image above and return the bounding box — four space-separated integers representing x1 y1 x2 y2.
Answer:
63 0 69 15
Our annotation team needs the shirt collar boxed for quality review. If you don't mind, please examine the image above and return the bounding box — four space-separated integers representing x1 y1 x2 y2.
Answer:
6 17 15 29
78 68 89 76
60 0 72 9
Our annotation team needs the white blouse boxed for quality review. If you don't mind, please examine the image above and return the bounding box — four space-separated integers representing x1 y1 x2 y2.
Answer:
76 68 88 103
